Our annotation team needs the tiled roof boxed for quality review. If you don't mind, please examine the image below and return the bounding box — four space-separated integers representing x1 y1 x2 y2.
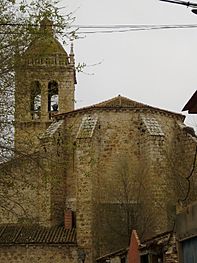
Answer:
140 231 172 249
92 95 146 108
0 225 76 245
96 248 128 262
55 95 184 120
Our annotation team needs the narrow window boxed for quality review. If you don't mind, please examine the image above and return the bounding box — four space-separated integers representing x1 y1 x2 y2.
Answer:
30 81 41 120
48 81 58 119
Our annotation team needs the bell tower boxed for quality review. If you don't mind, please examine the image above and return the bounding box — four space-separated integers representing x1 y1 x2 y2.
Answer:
15 18 76 152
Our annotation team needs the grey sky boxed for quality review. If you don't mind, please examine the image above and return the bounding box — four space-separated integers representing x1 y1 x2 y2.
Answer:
63 0 197 125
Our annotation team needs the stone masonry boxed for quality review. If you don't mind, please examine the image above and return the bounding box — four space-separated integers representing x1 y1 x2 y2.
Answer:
0 18 197 263
0 245 78 263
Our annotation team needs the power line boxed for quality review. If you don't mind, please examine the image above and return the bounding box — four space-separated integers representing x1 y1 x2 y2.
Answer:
1 23 197 34
1 22 197 28
70 24 197 34
76 24 197 34
73 24 197 28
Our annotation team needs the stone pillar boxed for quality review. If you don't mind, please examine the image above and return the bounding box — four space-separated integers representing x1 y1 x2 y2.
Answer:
75 138 94 263
58 81 66 114
41 81 49 121
140 130 169 237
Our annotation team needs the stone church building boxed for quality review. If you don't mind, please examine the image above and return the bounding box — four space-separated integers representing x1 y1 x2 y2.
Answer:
0 19 197 263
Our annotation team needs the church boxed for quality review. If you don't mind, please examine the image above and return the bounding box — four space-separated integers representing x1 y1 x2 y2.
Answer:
0 18 196 263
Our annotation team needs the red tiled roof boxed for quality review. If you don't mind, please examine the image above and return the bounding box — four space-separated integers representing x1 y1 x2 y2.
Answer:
0 225 76 245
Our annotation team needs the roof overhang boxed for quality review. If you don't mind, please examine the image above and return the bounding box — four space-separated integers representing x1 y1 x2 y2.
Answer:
182 90 197 114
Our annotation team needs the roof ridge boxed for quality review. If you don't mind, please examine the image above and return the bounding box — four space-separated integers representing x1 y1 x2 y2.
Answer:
55 95 184 120
91 95 147 108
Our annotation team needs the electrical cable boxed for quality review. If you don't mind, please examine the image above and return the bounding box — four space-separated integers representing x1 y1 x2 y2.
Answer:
73 24 197 34
1 23 197 35
76 25 197 34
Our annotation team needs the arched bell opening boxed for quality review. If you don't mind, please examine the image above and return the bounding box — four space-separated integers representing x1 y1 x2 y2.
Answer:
30 81 41 120
48 81 59 119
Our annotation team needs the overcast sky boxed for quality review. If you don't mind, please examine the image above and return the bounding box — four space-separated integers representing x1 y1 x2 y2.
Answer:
63 0 197 126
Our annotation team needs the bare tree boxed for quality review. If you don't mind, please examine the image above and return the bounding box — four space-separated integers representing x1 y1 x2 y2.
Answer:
0 0 74 157
0 0 75 220
96 155 155 254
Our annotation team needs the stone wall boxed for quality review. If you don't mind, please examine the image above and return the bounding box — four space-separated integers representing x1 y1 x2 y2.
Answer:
0 245 78 263
39 120 68 226
62 108 197 260
14 122 51 153
1 101 197 262
0 119 68 227
0 154 52 226
164 234 178 263
63 113 99 262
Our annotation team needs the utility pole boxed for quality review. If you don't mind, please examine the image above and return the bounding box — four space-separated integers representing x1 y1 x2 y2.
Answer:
159 0 197 14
